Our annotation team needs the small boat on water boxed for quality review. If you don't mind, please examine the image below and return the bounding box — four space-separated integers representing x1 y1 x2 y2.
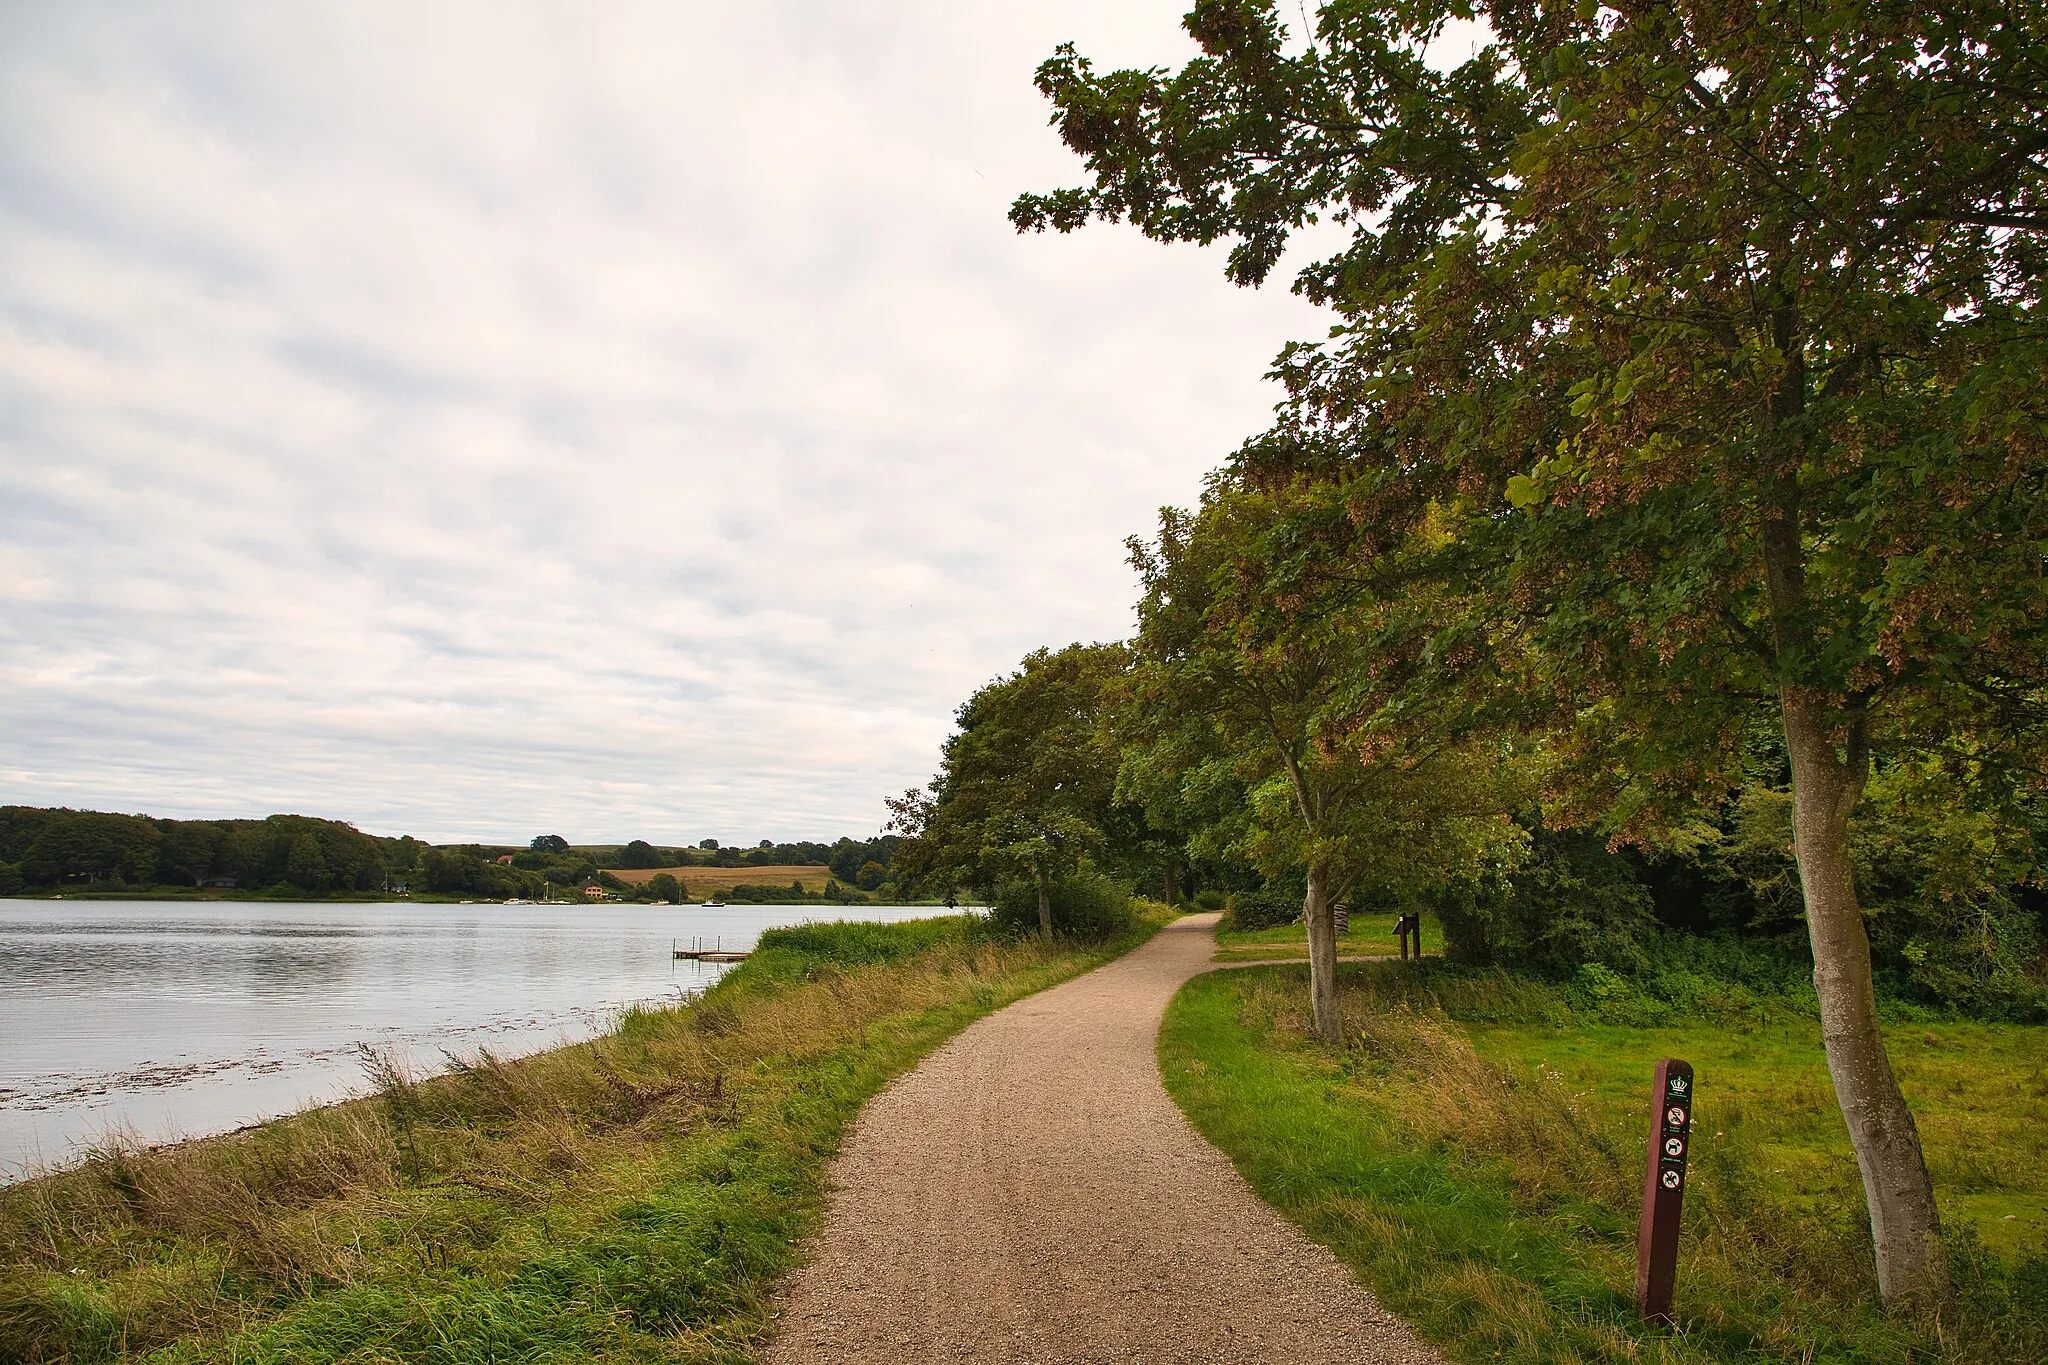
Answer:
700 899 726 908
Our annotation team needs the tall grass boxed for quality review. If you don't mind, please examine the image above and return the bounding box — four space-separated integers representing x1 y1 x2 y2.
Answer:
1162 960 2048 1364
0 912 1162 1363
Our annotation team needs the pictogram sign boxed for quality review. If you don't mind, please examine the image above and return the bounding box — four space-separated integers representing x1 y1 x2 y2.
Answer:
1635 1058 1693 1323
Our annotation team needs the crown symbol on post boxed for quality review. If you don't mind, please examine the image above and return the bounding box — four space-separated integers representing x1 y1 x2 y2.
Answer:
1669 1075 1688 1093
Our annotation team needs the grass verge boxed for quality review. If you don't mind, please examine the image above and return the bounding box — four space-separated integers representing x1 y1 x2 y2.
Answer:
1212 910 1427 957
1211 945 1402 963
1 910 1168 1363
1160 959 2048 1364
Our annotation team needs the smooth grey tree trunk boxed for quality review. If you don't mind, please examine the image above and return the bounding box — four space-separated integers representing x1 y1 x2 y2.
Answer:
1034 866 1053 938
1302 862 1342 1045
1781 690 1947 1306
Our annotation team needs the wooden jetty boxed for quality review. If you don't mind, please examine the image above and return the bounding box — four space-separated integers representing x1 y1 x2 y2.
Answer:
673 937 750 963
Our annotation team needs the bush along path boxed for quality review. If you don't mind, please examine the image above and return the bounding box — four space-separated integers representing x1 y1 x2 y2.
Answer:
0 915 1161 1364
764 912 1439 1364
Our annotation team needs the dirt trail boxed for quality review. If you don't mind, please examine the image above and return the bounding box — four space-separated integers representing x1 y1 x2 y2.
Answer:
763 913 1440 1364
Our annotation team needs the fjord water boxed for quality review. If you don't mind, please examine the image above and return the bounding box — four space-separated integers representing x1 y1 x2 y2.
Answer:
0 899 937 1179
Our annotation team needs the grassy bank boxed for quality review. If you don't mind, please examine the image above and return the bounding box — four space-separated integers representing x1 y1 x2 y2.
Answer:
1211 911 1428 961
1160 959 2048 1364
0 911 1166 1363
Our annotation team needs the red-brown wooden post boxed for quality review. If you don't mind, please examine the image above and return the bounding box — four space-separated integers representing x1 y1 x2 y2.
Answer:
1635 1058 1694 1324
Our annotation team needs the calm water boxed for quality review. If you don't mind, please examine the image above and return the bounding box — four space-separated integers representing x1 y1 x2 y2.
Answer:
0 899 939 1179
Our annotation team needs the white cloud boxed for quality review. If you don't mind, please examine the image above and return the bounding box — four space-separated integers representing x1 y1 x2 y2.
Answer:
0 0 1332 843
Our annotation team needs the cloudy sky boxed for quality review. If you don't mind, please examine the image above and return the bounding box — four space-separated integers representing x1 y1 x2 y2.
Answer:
0 1 1337 845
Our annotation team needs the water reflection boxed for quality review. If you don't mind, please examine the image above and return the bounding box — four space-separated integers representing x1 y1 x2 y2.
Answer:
0 899 939 1178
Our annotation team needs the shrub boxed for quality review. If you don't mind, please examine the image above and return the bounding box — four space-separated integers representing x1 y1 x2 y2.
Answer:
743 917 973 983
1222 885 1301 931
1433 831 1659 974
990 870 1135 940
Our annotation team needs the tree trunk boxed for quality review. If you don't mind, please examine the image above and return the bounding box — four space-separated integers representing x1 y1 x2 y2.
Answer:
1781 691 1947 1306
1162 858 1179 907
1758 398 1946 1307
1034 865 1053 938
1302 862 1342 1045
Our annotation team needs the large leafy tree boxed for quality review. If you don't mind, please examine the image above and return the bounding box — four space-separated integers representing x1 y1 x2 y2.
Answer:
890 643 1129 934
1015 0 2047 1304
1126 484 1523 1041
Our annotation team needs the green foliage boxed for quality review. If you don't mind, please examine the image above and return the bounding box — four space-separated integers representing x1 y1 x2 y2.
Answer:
419 847 542 899
156 820 223 885
282 833 331 892
15 810 161 886
647 872 680 904
890 643 1145 921
826 835 898 882
618 839 662 869
1223 885 1301 932
0 808 390 893
1123 487 1529 913
1436 830 1662 976
989 868 1135 940
1691 769 2048 1018
704 883 819 905
1019 1 2048 806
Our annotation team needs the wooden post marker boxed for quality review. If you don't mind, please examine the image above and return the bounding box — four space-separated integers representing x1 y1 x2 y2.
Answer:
1393 912 1419 960
1635 1058 1694 1324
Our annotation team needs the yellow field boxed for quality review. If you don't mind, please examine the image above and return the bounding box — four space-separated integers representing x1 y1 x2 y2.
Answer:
609 864 835 895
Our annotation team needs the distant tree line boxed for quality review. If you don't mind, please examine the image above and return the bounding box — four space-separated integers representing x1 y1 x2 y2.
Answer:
572 835 898 875
0 808 396 895
0 807 907 901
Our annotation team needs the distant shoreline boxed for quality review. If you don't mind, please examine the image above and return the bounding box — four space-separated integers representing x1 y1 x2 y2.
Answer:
1 890 961 906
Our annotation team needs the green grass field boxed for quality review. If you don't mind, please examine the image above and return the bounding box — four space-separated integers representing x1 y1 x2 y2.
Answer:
1211 910 1427 958
1161 960 2048 1364
0 912 1168 1363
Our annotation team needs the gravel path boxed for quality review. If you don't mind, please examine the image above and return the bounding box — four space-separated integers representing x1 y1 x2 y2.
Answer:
763 913 1441 1364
